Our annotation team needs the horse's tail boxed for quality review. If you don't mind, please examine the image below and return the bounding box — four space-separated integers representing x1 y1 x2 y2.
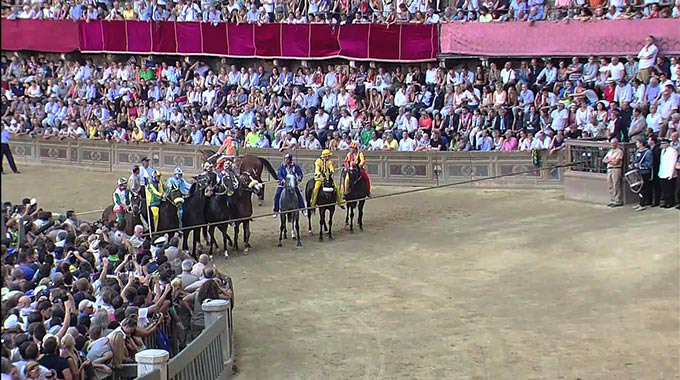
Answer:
259 157 278 180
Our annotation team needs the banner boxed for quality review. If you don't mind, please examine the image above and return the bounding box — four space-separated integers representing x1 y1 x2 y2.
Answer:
1 19 80 52
440 19 680 57
1 19 438 62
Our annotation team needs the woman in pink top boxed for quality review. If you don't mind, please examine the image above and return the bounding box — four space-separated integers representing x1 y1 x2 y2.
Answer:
500 130 518 151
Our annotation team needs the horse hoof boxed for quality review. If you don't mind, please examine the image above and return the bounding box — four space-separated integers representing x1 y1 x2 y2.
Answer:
223 251 229 259
243 247 249 255
258 201 263 207
359 227 364 232
328 235 334 240
296 242 303 247
308 230 314 235
277 242 283 247
349 229 354 234
318 237 323 242
209 255 214 261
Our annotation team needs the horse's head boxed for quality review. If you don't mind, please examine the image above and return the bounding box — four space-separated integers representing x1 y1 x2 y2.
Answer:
346 166 361 187
284 173 298 191
167 187 184 205
130 194 144 215
194 174 213 197
239 171 263 196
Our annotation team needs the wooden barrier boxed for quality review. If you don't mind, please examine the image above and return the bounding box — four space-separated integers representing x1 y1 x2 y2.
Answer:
9 137 566 189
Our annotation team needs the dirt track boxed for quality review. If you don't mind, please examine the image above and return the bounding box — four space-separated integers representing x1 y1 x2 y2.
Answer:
3 166 679 380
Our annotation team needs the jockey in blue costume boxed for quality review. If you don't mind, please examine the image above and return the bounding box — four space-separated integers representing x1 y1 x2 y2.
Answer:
166 166 191 228
273 153 306 218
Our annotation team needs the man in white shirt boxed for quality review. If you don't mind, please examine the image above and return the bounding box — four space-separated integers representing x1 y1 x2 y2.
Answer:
425 63 439 87
531 132 551 150
500 61 516 85
550 102 569 131
613 80 633 104
398 130 416 151
636 35 658 84
607 57 625 82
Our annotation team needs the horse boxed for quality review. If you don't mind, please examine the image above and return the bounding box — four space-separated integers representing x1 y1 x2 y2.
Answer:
343 166 369 232
231 171 264 254
200 150 278 206
204 172 235 259
304 176 337 241
100 193 147 235
278 173 302 248
156 177 211 258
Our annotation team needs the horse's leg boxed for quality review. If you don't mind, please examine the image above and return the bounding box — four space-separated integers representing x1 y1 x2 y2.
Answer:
295 214 302 247
278 217 284 247
345 203 350 226
358 200 365 232
283 213 288 239
328 207 334 240
208 225 215 259
219 224 230 258
202 225 210 247
349 205 355 233
233 222 240 252
258 184 265 206
307 208 313 235
318 209 324 242
192 227 201 259
243 220 251 254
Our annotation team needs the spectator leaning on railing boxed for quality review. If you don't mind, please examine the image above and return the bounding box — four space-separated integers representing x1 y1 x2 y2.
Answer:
1 35 679 155
1 198 234 379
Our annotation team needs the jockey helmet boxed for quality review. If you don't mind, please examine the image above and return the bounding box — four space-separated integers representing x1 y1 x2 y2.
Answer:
118 177 128 186
349 141 359 150
284 153 293 162
203 162 213 171
321 149 332 158
152 170 162 178
174 167 184 176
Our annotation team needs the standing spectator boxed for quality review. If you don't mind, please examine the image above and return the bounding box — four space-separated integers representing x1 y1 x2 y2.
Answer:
658 138 678 208
1 123 21 174
632 138 653 211
603 138 624 207
649 135 662 207
637 35 658 84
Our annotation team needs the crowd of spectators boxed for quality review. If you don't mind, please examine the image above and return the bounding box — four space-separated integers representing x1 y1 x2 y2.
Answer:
1 36 679 156
2 0 679 24
1 198 234 380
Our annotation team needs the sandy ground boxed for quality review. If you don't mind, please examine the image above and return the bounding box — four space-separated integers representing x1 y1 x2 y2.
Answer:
2 166 680 380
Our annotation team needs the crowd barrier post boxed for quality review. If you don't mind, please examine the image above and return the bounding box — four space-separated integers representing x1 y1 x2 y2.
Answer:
136 349 169 380
202 299 234 370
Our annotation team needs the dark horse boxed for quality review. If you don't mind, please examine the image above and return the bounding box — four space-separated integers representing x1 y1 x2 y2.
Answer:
157 176 212 258
204 172 234 259
304 176 336 241
231 171 264 254
278 173 302 248
100 193 147 235
200 150 278 206
343 167 369 232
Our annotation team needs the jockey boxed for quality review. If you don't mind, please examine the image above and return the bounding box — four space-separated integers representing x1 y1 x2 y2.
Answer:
145 170 167 233
166 167 191 228
217 158 239 225
201 161 214 176
216 130 237 160
343 141 371 195
310 149 344 208
273 153 306 218
113 177 131 226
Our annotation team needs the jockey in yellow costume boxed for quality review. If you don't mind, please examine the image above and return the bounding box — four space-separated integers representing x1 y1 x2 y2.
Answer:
343 141 371 195
311 149 344 208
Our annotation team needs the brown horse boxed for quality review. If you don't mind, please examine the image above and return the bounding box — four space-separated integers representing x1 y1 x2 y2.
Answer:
232 171 264 254
200 150 278 206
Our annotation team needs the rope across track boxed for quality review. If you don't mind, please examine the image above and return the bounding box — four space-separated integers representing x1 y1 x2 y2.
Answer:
139 161 579 238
